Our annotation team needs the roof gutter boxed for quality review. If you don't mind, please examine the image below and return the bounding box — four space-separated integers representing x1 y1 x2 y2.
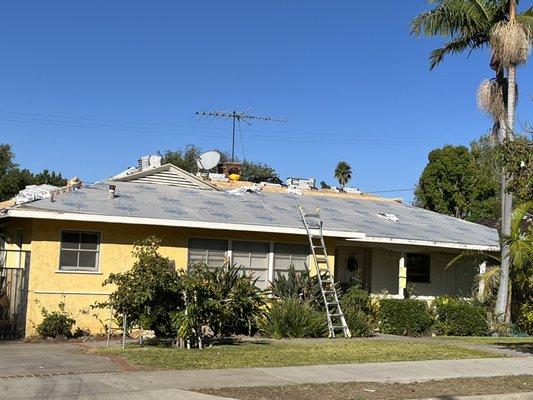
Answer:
7 208 366 239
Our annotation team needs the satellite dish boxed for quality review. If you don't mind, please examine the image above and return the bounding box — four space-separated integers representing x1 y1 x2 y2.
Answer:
197 150 221 171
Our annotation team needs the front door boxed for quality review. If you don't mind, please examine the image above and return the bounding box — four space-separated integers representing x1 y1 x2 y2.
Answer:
335 246 368 287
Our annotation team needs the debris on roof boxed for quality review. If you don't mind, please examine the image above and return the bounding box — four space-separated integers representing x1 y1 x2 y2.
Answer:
377 212 399 222
286 177 316 189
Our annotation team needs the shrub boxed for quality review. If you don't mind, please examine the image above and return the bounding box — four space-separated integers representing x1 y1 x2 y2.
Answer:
269 266 323 308
100 237 182 337
343 310 373 337
36 302 76 338
339 284 376 337
434 296 488 336
262 298 327 339
174 263 267 342
379 298 433 336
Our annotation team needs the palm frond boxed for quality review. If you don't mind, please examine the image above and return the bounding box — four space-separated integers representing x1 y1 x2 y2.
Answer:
517 7 533 41
411 0 497 38
473 266 500 301
430 34 488 69
511 201 533 233
446 250 500 269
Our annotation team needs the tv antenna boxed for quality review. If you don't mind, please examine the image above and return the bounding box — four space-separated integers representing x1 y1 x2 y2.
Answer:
195 109 287 161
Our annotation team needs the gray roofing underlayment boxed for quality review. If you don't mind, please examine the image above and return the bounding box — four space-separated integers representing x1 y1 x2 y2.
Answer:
15 181 499 247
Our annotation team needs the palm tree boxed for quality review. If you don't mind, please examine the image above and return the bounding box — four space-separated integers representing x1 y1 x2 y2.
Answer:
411 0 532 323
334 161 352 189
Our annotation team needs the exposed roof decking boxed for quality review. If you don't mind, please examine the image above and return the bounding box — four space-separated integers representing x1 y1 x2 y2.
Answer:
9 181 500 250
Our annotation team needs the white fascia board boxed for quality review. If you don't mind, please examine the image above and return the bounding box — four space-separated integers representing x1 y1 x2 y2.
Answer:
346 236 499 252
7 209 366 239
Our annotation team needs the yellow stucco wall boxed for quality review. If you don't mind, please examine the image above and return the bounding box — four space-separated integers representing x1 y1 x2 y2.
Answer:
15 218 335 336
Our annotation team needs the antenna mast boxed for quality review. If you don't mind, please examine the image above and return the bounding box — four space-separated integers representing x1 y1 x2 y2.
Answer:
195 110 287 161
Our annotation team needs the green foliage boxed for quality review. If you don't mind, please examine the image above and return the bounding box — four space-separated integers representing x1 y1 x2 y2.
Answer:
0 144 67 201
497 135 532 202
410 0 525 70
262 298 327 339
173 264 267 342
379 298 433 336
269 267 323 309
36 302 76 338
101 237 182 337
434 296 489 336
415 142 499 222
160 144 277 181
340 284 377 337
334 161 352 188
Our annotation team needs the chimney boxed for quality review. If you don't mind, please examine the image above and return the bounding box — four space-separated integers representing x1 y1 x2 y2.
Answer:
108 185 116 199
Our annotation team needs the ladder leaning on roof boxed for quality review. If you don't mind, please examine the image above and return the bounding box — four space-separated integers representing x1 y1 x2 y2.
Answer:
298 205 351 338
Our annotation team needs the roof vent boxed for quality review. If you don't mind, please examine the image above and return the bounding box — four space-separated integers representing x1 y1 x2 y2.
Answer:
377 212 399 222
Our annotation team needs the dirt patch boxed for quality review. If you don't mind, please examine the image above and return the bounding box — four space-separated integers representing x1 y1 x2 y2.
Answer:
199 375 533 400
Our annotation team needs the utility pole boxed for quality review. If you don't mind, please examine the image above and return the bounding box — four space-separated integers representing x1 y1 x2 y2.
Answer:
196 110 287 161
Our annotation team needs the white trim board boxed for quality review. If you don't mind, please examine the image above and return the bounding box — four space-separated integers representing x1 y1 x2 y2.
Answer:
8 208 366 239
7 208 498 251
345 236 499 252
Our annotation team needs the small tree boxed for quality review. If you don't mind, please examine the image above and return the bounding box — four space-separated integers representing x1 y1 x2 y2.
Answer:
101 237 182 337
334 161 352 189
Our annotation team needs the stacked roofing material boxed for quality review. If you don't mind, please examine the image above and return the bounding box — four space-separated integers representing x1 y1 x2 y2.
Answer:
14 185 59 205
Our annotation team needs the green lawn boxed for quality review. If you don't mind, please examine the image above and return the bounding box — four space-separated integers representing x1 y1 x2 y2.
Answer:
434 336 533 352
92 338 500 370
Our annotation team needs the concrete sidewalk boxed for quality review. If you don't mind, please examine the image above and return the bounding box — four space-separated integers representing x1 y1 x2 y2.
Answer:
1 357 532 399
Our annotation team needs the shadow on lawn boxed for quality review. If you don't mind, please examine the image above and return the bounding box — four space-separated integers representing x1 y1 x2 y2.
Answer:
494 342 533 355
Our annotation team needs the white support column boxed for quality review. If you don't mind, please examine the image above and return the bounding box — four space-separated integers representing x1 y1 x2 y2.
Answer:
267 242 275 287
398 252 406 298
478 261 487 300
226 240 233 266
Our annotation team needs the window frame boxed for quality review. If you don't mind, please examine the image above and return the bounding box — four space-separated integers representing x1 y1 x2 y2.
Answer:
59 230 101 272
187 237 229 269
231 239 270 289
272 242 310 278
406 252 431 284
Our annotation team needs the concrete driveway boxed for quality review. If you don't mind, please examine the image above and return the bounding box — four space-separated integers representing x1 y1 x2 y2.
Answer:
0 341 122 377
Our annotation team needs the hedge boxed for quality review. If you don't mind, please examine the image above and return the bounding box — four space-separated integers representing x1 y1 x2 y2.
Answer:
434 296 488 336
379 298 433 336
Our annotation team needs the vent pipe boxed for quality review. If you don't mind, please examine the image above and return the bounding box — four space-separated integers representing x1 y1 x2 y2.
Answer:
108 185 116 199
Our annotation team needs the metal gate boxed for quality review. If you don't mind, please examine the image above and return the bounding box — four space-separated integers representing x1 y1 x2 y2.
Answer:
0 249 31 339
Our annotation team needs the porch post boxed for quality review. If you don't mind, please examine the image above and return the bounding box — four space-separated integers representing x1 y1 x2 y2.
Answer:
398 252 407 298
268 242 275 287
478 261 487 300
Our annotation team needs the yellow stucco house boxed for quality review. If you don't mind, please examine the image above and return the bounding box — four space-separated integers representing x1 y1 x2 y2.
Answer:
0 161 499 338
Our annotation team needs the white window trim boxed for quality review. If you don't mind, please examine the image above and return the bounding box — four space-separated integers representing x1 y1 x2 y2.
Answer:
58 230 101 272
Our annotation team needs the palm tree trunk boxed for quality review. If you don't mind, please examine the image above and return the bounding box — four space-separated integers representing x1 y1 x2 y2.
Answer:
494 0 517 323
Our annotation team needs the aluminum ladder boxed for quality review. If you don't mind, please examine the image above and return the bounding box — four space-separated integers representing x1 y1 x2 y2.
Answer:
298 206 351 338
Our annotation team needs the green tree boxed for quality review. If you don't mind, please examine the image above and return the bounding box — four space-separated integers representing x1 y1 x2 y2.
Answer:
161 144 278 181
334 161 352 189
0 144 67 202
415 145 498 221
411 0 533 323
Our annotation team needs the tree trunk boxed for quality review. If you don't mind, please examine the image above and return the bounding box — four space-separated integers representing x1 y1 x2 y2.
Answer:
494 66 516 324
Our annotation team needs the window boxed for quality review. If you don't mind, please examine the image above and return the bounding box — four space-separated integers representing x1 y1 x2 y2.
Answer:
232 241 269 289
273 243 309 278
188 238 227 268
59 231 100 271
406 253 430 283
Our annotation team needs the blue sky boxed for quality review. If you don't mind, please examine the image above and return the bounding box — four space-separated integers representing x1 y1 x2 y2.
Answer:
1 1 531 202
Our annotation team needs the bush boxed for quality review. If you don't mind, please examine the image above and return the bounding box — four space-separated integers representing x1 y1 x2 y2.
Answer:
379 298 433 336
343 310 373 337
174 263 267 341
269 266 323 308
100 237 182 337
262 298 327 339
340 285 376 337
36 302 76 338
434 296 488 336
